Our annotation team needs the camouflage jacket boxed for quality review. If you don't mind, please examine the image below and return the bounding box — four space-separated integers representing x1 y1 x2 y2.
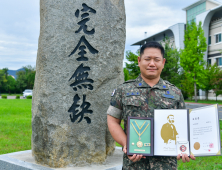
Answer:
107 75 186 170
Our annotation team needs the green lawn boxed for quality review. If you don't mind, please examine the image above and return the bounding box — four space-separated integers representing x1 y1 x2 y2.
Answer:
0 100 32 154
185 100 222 105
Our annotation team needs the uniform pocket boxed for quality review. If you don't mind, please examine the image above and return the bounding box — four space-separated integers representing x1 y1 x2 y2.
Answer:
124 99 141 107
159 98 177 109
122 98 143 118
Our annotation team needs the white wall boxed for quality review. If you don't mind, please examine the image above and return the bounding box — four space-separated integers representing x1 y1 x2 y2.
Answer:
206 1 220 10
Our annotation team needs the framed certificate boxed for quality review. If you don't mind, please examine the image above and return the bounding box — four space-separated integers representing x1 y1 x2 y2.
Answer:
153 104 221 157
127 117 154 156
154 109 189 156
189 104 221 157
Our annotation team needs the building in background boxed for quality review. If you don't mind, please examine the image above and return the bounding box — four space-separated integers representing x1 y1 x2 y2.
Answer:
132 0 222 100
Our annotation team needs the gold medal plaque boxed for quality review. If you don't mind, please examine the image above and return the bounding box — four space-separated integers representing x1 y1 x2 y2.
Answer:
127 116 154 156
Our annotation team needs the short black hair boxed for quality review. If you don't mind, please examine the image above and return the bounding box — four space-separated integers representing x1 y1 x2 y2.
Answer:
140 41 164 58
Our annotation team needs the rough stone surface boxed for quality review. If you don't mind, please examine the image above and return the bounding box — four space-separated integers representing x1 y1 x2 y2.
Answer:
32 0 125 168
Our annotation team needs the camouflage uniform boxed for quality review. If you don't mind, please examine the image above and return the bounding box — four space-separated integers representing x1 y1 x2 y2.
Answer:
107 75 186 170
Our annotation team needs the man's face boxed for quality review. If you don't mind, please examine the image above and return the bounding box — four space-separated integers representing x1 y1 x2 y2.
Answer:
168 116 174 124
138 47 165 80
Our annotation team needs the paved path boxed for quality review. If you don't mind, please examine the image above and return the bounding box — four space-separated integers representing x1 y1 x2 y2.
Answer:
0 96 24 99
185 102 222 120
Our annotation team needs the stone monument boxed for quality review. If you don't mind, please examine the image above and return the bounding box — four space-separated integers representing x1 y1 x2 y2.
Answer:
32 0 126 168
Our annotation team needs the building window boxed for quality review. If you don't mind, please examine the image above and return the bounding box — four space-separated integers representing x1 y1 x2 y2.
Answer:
208 59 211 65
187 2 206 23
208 36 211 45
215 33 221 43
217 57 222 66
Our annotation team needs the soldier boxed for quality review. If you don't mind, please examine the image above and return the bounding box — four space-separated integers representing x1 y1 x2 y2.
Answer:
107 42 195 169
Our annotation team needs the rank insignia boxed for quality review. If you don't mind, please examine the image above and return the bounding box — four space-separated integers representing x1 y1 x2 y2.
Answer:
126 92 140 96
162 94 174 99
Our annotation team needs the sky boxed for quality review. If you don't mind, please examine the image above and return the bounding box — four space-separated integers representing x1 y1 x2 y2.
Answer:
0 0 222 70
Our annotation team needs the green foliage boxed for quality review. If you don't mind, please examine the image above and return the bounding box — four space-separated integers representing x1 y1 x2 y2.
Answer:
16 65 35 93
26 95 32 99
211 70 222 101
0 69 7 88
0 65 35 94
125 50 140 80
123 68 130 81
181 72 194 100
160 37 181 87
4 75 16 95
16 95 20 99
180 20 207 102
199 63 220 100
1 95 7 99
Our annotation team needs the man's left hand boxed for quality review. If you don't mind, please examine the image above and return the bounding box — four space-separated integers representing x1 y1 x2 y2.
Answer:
177 154 195 163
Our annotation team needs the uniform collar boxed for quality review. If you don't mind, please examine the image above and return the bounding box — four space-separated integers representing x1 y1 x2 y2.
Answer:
135 74 168 90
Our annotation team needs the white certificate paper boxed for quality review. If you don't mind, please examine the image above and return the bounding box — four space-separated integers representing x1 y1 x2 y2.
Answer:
189 104 221 156
154 110 189 156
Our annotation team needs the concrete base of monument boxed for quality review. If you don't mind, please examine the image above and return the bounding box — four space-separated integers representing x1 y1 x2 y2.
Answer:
0 147 123 170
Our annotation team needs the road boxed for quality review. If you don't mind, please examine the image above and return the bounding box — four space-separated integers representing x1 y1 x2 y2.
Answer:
186 103 222 120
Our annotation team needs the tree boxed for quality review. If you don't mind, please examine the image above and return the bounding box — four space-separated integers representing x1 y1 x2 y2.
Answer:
199 63 220 100
0 69 7 90
180 20 207 102
181 72 194 100
4 76 16 94
2 68 8 79
123 68 130 81
211 71 222 101
16 65 36 92
125 50 140 80
160 37 181 87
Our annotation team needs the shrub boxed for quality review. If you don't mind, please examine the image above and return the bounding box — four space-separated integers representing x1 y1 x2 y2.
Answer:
16 95 20 99
1 95 7 99
26 95 32 99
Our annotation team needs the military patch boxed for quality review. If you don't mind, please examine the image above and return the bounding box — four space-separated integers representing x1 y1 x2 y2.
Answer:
126 92 140 96
111 89 116 96
162 94 174 99
138 83 142 86
163 85 166 88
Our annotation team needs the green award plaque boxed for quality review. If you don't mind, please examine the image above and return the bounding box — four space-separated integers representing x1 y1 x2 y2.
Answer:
127 116 154 156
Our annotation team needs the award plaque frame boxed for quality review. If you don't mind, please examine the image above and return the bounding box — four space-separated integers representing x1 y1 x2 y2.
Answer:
127 116 154 156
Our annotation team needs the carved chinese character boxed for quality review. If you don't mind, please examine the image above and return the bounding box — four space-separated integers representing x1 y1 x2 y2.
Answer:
69 35 98 61
69 94 93 124
69 63 94 91
75 3 96 35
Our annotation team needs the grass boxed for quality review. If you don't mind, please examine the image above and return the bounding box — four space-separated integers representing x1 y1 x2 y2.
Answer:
185 100 222 105
1 93 23 96
0 100 32 154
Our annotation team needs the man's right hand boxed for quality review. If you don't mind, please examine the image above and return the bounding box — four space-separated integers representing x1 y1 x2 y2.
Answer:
123 145 145 162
